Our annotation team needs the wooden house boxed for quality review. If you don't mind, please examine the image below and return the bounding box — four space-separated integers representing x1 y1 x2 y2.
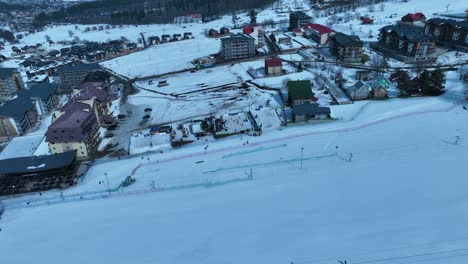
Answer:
328 32 363 62
344 81 370 100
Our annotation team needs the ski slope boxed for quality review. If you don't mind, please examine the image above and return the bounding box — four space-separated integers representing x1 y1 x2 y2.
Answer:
1 72 468 264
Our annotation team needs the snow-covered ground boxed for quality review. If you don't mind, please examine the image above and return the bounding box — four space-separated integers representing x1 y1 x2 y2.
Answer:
101 37 220 78
1 72 468 264
314 0 468 42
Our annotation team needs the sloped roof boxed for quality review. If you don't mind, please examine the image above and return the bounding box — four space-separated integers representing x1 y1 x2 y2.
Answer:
293 103 330 116
330 32 363 47
288 80 313 101
17 82 58 100
0 97 35 119
427 18 468 31
345 81 370 93
303 23 335 34
381 24 433 41
265 58 282 67
0 151 76 175
402 12 426 21
243 25 255 34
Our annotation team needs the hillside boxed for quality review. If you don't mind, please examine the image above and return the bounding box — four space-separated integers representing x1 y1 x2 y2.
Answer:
34 0 276 24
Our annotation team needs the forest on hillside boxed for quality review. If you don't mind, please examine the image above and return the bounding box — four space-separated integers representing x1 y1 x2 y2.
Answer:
34 0 277 25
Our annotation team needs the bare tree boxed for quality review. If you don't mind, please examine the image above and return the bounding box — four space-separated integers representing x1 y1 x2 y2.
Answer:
68 30 74 37
45 35 51 42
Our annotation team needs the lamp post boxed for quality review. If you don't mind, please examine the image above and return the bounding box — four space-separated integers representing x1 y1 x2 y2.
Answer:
300 147 304 169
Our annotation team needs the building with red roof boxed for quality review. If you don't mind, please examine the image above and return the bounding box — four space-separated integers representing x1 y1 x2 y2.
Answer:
265 58 283 75
401 13 426 23
243 25 265 47
302 23 336 45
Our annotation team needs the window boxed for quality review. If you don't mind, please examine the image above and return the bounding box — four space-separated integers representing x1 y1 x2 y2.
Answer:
407 42 414 53
434 27 441 36
452 31 460 40
398 40 404 49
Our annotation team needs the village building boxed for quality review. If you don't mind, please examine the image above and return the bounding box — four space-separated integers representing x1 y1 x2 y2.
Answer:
220 33 256 61
378 24 436 62
0 67 25 102
287 80 315 106
328 33 364 62
57 63 101 94
0 97 38 141
265 58 283 75
220 27 230 35
148 36 160 45
174 14 202 24
401 13 426 23
0 151 78 196
425 18 468 52
243 25 265 47
303 23 336 45
289 11 311 31
344 81 370 101
46 101 100 159
208 29 219 37
73 81 114 126
292 103 331 123
369 75 390 99
17 82 59 115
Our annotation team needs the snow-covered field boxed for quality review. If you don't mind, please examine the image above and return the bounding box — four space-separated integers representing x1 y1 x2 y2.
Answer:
1 1 468 263
1 71 468 263
101 37 220 78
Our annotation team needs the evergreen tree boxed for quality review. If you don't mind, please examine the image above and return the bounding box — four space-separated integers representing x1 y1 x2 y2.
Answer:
420 70 432 95
396 70 411 96
431 69 445 92
232 11 237 27
249 9 257 25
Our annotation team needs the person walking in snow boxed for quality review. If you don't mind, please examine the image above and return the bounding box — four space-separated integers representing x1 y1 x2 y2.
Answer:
204 145 209 150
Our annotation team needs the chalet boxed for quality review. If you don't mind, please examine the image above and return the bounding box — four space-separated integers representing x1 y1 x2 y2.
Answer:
265 58 282 75
287 80 315 106
220 27 230 35
126 43 137 51
361 17 374 25
328 33 364 62
0 97 38 141
344 81 370 100
173 33 182 41
425 18 468 52
289 11 311 31
161 34 171 43
148 36 160 45
47 101 100 160
243 25 265 47
16 82 59 115
401 13 426 23
303 23 336 45
369 75 390 99
378 24 436 62
183 32 193 39
208 29 218 37
292 103 331 122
